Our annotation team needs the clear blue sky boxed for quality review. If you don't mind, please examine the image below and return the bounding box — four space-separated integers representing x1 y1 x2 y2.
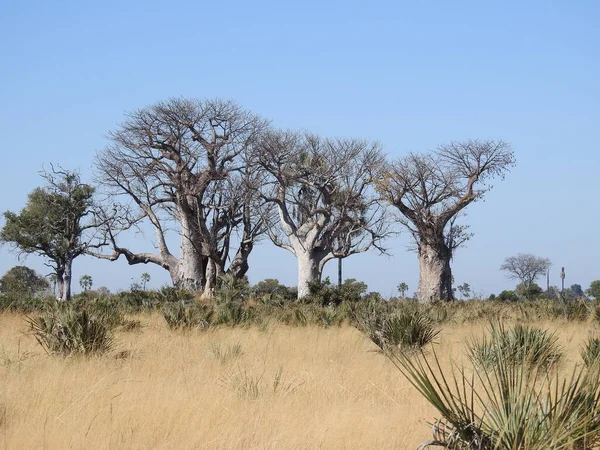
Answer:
1 1 598 296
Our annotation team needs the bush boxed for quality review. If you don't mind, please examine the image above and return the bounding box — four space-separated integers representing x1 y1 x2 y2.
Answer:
467 321 563 371
27 303 114 356
304 277 369 306
497 290 519 302
162 301 212 330
588 280 600 300
212 275 252 325
581 336 600 368
252 279 296 302
391 326 600 450
357 305 439 353
516 282 544 299
0 266 50 298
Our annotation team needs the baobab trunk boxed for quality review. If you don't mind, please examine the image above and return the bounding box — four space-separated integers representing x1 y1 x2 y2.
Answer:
228 241 253 280
297 252 322 299
170 217 205 292
417 242 453 303
203 259 224 298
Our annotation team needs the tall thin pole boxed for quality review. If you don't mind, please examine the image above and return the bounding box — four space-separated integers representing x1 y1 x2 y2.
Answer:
560 267 565 293
338 257 342 288
547 269 550 297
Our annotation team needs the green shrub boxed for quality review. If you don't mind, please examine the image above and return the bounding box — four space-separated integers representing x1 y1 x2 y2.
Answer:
547 299 590 321
305 277 369 306
391 328 600 450
357 306 439 353
27 304 114 356
467 322 563 371
162 301 212 330
581 336 600 368
497 290 519 302
588 280 600 300
252 279 296 302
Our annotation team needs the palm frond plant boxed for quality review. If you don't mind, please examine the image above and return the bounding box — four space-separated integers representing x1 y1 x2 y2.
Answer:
466 321 563 372
162 301 212 330
581 336 600 368
385 327 600 450
357 308 439 353
27 304 114 356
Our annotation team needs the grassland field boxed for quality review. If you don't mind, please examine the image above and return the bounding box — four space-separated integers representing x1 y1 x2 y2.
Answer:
0 311 596 450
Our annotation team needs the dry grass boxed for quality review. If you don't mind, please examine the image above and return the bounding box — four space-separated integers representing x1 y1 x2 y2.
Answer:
0 311 595 449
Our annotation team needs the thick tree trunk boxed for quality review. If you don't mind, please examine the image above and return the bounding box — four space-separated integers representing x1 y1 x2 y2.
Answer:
228 241 253 280
417 242 453 303
297 252 322 299
169 217 205 291
56 258 73 301
56 268 65 302
202 259 224 298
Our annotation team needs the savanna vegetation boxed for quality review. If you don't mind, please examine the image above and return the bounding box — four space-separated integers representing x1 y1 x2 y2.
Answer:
2 276 600 448
2 97 599 449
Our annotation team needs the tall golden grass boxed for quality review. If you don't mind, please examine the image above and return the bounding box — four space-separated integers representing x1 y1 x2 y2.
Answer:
0 312 593 449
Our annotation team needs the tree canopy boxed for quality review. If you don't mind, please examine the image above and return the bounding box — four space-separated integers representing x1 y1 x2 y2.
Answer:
379 140 515 303
500 253 552 294
0 168 102 300
0 266 50 298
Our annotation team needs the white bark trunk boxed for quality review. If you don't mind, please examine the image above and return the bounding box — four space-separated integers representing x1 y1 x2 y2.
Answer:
417 243 452 303
202 259 224 298
297 251 321 299
170 215 205 291
56 258 73 301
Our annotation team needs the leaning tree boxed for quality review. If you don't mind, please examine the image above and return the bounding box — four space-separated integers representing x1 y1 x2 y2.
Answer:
379 140 515 303
256 130 388 299
94 98 269 295
1 168 105 301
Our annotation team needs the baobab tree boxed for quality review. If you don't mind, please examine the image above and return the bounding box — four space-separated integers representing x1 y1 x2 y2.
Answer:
93 98 269 295
199 169 271 292
256 130 388 299
379 140 515 303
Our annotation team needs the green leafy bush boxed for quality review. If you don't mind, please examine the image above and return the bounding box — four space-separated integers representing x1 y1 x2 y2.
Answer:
497 290 519 302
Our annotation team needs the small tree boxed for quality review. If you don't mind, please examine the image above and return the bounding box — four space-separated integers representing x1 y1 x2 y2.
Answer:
141 272 151 291
1 168 105 301
588 281 600 300
500 254 552 296
457 282 471 299
79 275 93 293
0 266 50 298
397 282 409 299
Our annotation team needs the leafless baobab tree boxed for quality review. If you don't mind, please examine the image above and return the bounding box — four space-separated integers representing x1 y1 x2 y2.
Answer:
256 130 389 299
93 98 269 295
379 140 515 303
